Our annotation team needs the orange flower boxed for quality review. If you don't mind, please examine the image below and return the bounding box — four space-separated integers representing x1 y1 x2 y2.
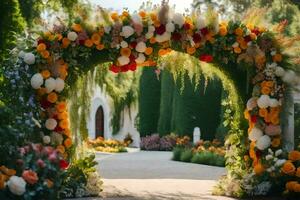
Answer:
72 23 82 32
288 150 300 161
41 70 50 79
22 170 38 185
158 49 169 56
64 138 72 148
244 109 250 120
40 50 50 59
111 12 119 21
46 179 54 188
145 47 153 55
57 145 65 154
187 47 196 55
273 53 282 62
150 37 156 44
120 48 131 57
271 138 281 148
37 43 46 52
233 47 241 54
264 114 271 123
96 44 105 50
150 12 157 21
58 111 68 120
56 101 67 113
62 38 70 48
219 25 227 36
235 27 244 36
240 41 248 50
0 174 6 189
122 11 129 17
59 119 69 129
265 81 274 88
286 181 298 191
91 33 101 45
250 33 257 40
64 128 71 137
282 161 296 175
84 39 93 48
261 86 271 95
270 115 279 125
296 167 300 178
255 54 266 65
47 92 58 103
254 162 265 175
294 184 300 192
139 10 147 18
259 108 268 117
56 33 63 41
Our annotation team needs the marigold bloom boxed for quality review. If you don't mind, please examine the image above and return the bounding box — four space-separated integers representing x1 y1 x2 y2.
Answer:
41 70 50 79
120 48 131 57
72 23 82 32
64 138 72 148
47 92 58 103
37 43 46 52
84 39 93 48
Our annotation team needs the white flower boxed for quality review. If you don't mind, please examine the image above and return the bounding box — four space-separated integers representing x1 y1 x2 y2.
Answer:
246 97 257 110
104 26 111 33
45 77 56 93
270 51 276 56
45 118 57 130
135 53 146 64
50 132 63 145
7 176 26 196
120 41 128 48
30 73 43 89
131 14 142 25
275 149 283 157
269 99 279 107
195 16 206 29
172 13 184 27
249 127 263 141
166 22 175 32
257 95 270 108
135 42 147 53
265 155 273 161
275 66 285 77
232 42 239 48
55 78 65 92
282 70 296 84
43 135 51 144
121 26 134 38
145 32 154 39
275 159 286 167
155 32 171 43
18 51 25 58
148 26 155 33
67 31 78 41
117 56 130 66
256 135 271 150
24 53 35 65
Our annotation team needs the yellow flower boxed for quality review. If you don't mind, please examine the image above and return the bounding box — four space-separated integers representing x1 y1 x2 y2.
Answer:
111 12 119 21
58 111 68 120
261 86 271 95
40 50 50 59
145 47 153 55
96 44 105 50
259 108 268 118
56 101 67 113
62 38 70 48
286 181 298 191
139 10 147 18
59 119 69 129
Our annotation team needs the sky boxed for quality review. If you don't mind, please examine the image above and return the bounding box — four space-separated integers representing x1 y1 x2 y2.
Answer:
89 0 194 13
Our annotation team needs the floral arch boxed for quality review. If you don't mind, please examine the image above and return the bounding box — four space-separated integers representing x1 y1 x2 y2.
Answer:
2 4 300 199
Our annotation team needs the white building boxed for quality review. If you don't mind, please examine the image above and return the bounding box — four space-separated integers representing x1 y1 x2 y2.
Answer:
86 85 140 147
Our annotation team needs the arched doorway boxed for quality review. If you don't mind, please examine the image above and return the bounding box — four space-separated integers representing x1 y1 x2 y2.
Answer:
95 106 104 139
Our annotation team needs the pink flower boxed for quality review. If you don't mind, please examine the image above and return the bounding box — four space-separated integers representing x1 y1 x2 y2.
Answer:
48 152 58 162
37 159 46 168
22 170 39 185
43 146 54 155
265 125 281 136
19 148 26 156
133 23 143 35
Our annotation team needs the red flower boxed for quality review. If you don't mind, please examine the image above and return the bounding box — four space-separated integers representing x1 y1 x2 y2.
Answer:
200 27 209 36
251 115 257 123
40 99 51 109
121 65 129 72
192 33 201 43
109 64 120 73
244 35 251 43
171 32 182 41
155 24 166 35
38 39 45 45
129 41 137 49
199 54 213 63
59 159 69 170
54 126 63 132
183 23 191 30
251 28 260 36
128 62 137 71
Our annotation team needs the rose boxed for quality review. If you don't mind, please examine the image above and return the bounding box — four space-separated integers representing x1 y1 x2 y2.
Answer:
24 53 35 65
288 150 300 161
22 170 38 185
135 53 146 64
257 95 270 108
256 135 271 150
45 77 56 93
120 41 128 48
121 26 134 38
249 127 263 141
117 56 130 66
7 176 26 195
67 31 78 41
135 42 146 53
30 73 43 89
282 161 296 175
45 118 57 130
59 159 69 170
199 54 213 62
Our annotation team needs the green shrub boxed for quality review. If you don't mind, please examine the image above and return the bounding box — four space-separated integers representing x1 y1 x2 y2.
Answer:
172 147 183 161
191 151 225 167
180 149 193 162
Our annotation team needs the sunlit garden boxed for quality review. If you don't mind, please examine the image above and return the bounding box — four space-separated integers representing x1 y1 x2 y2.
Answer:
1 0 300 199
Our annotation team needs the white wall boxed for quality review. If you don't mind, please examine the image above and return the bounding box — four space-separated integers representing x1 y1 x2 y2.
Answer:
87 85 140 147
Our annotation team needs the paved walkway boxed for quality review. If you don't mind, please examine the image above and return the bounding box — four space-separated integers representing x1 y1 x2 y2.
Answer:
93 151 235 200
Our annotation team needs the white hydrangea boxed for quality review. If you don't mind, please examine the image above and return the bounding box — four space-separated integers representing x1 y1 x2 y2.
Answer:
246 97 257 110
55 78 65 92
45 77 56 93
256 135 271 150
166 22 175 32
257 95 270 108
155 32 171 43
249 127 263 142
275 159 286 167
43 135 51 144
172 13 184 27
30 73 44 89
24 53 35 65
7 176 26 196
269 98 279 107
135 53 146 64
67 31 78 41
275 66 285 77
45 118 57 130
195 16 206 29
121 26 134 38
117 56 130 66
135 42 147 53
275 149 283 157
120 41 128 48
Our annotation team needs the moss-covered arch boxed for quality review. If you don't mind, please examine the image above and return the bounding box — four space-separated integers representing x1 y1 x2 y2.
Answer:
3 4 300 199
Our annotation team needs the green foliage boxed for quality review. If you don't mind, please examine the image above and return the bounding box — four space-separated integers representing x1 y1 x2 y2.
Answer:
191 152 225 167
172 147 184 161
138 68 161 136
179 149 193 162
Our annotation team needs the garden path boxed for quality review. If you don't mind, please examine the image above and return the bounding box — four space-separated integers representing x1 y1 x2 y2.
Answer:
93 150 235 200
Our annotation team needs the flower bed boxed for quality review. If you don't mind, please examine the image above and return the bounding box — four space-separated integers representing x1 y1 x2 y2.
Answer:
172 139 226 167
87 137 128 153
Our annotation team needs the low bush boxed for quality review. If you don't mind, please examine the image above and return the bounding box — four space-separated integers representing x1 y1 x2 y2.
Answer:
191 152 225 167
180 149 193 162
172 147 183 161
87 137 128 153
